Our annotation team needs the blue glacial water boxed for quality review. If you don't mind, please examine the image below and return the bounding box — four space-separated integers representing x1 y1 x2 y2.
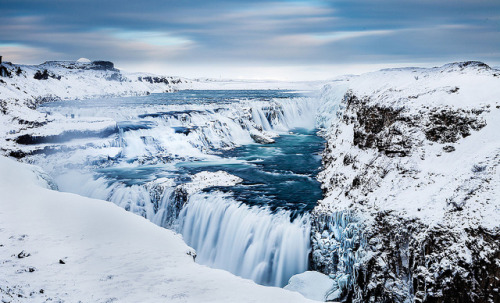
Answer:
177 128 324 214
42 89 302 108
40 90 323 214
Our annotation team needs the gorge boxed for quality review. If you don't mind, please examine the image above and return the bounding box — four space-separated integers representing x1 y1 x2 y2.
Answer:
1 60 499 302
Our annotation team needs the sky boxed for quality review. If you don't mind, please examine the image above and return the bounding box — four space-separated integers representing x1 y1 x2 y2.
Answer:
1 0 499 80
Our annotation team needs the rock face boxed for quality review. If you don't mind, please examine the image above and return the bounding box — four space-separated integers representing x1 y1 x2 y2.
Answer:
311 62 500 302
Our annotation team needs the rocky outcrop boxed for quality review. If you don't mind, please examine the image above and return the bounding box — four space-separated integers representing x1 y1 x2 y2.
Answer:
311 63 500 302
250 129 276 144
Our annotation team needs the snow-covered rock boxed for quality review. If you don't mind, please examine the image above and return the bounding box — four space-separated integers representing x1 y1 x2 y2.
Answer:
182 171 243 194
285 271 336 302
250 129 276 144
311 62 500 302
76 58 91 63
0 156 314 303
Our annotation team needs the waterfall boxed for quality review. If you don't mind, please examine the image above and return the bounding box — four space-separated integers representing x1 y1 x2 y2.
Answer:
179 192 311 287
36 92 323 288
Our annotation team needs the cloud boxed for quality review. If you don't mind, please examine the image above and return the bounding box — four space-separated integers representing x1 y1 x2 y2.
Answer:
0 44 64 64
110 30 193 47
0 0 499 79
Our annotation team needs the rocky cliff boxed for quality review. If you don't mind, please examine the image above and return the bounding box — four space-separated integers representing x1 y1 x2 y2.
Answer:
0 60 188 106
311 62 500 302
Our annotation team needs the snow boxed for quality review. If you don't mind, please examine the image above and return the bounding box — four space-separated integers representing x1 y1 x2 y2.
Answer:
2 59 498 302
0 60 187 105
180 171 243 194
309 61 500 301
176 78 328 91
315 62 500 228
0 156 314 302
285 271 335 301
249 129 276 144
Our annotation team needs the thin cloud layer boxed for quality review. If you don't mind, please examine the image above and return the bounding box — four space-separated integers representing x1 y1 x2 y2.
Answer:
1 0 499 79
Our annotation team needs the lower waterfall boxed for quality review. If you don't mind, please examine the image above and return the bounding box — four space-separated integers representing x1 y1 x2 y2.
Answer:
179 193 311 287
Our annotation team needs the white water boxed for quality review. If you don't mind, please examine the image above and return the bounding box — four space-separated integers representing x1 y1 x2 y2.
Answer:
179 193 311 287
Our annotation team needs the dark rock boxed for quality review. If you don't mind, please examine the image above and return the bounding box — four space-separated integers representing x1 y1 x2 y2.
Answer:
17 251 30 259
33 70 61 80
172 126 198 135
344 92 412 157
90 61 115 71
471 164 487 173
443 145 455 152
425 109 486 143
59 259 65 264
34 70 49 80
442 61 491 72
15 126 118 145
0 65 12 77
106 72 128 82
138 76 171 85
9 150 27 159
138 110 203 119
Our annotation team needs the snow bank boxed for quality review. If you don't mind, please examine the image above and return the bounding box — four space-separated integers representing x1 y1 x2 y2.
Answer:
0 156 313 303
285 271 336 302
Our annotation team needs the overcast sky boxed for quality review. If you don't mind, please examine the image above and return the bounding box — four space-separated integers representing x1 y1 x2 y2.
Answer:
1 0 499 80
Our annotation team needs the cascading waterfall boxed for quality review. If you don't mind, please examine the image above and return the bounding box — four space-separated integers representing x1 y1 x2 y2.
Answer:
56 171 314 287
179 192 311 287
34 91 324 288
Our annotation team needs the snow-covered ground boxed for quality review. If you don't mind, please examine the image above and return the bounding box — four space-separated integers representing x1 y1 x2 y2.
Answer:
0 156 315 303
177 78 328 91
0 60 187 104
